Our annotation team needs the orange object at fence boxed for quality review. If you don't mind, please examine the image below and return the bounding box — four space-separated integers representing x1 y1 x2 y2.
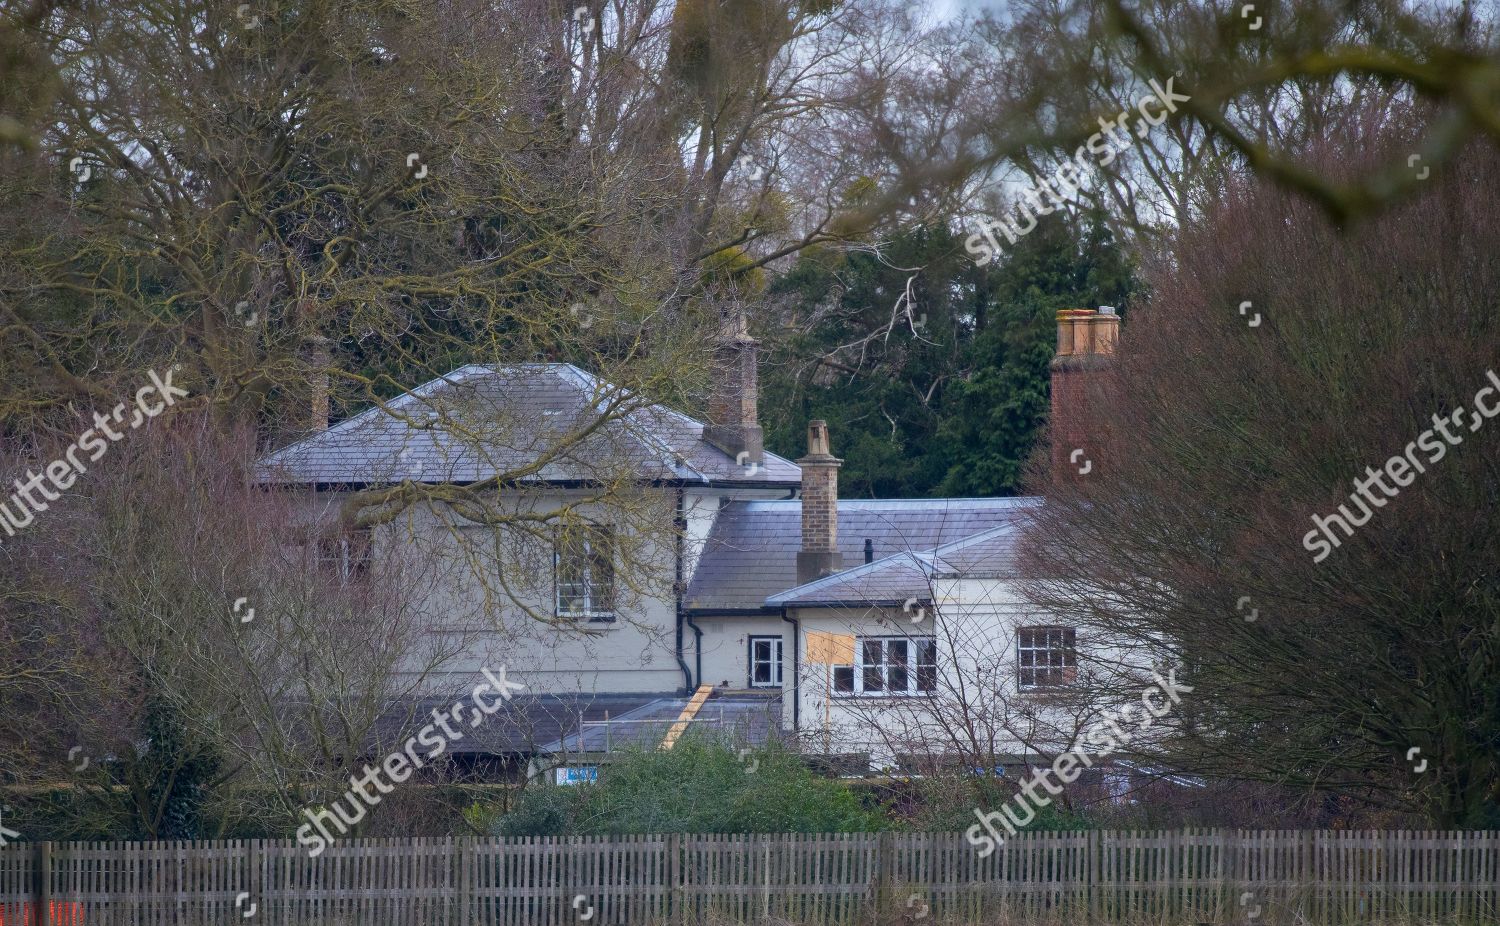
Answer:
0 902 84 925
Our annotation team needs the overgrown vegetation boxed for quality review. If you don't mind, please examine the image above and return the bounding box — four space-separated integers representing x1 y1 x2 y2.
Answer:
496 740 888 837
2 0 1497 842
1021 134 1500 828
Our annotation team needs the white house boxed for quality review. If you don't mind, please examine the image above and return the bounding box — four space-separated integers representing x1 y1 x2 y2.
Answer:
252 308 1126 777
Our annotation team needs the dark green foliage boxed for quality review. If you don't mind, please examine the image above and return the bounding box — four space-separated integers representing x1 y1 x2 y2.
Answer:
900 775 1084 834
762 210 1138 498
495 739 887 836
936 212 1138 496
133 694 222 840
494 784 580 838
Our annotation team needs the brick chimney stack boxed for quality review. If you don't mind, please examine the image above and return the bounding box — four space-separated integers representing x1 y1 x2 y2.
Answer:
305 334 332 432
703 309 764 467
796 420 843 585
1050 307 1118 480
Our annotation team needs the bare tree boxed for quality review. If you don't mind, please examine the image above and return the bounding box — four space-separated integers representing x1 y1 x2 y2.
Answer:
1020 132 1500 827
3 414 494 837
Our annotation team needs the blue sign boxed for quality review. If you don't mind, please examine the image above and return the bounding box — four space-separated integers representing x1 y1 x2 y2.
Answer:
554 765 599 786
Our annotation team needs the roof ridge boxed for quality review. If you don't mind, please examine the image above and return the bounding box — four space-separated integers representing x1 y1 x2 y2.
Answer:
932 521 1023 554
544 365 710 483
766 548 939 604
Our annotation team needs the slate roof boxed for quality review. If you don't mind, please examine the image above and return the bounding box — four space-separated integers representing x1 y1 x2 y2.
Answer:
255 364 801 487
685 498 1040 611
927 523 1026 577
765 550 942 607
368 691 781 756
764 523 1027 607
540 692 782 753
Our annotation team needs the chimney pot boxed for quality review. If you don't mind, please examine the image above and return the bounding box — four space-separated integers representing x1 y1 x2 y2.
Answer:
1054 308 1092 357
1050 306 1120 482
807 420 831 456
704 309 764 466
796 419 843 584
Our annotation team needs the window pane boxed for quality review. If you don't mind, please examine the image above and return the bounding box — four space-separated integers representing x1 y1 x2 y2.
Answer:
751 638 776 686
557 528 584 614
588 529 614 611
833 666 854 692
861 640 885 691
558 584 585 614
1018 625 1077 689
917 639 937 692
558 525 613 616
558 559 586 612
889 664 909 692
315 530 371 583
888 639 909 691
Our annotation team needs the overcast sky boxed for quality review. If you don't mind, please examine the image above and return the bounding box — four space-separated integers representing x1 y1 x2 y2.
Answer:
932 0 1009 22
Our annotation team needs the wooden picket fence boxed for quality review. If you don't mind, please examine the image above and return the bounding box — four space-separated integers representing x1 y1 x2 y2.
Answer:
0 829 1496 925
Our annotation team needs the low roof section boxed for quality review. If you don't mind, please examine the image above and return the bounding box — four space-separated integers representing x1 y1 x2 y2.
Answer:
686 497 1039 612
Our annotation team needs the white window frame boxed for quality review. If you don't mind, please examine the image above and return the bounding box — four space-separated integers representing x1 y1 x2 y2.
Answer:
316 528 371 584
554 525 615 622
1017 625 1077 690
832 635 937 697
748 636 784 688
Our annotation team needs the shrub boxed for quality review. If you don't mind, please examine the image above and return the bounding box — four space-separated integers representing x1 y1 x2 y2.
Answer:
496 739 887 836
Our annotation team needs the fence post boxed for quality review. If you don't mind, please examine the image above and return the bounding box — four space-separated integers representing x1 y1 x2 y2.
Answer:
761 837 771 922
668 833 683 926
458 837 471 925
1089 829 1100 922
872 831 891 905
32 841 52 926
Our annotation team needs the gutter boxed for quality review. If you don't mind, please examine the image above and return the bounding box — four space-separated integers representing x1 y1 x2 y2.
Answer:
687 612 704 689
262 477 803 492
780 608 800 734
765 599 927 610
681 607 780 617
673 489 693 694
